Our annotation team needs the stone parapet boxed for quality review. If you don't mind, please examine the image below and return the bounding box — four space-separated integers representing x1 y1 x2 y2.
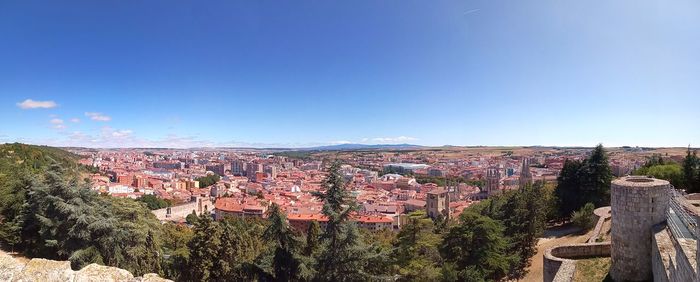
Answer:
0 250 172 282
543 242 611 282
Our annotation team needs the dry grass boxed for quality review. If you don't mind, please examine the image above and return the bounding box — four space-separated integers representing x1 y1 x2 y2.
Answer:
573 257 611 282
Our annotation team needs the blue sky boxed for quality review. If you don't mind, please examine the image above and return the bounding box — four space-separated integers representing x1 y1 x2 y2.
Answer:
1 0 698 148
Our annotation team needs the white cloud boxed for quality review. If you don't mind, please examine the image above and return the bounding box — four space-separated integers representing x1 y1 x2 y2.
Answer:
371 136 418 143
100 126 132 138
17 99 57 109
330 140 352 144
85 112 111 121
49 118 66 129
69 118 80 123
112 129 133 138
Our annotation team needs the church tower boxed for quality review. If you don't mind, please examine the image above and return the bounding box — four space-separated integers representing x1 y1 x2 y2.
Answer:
485 166 501 196
519 158 533 188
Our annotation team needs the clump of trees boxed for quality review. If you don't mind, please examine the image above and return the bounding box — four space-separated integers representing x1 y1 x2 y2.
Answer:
0 144 613 281
632 158 683 188
0 162 163 276
195 174 220 188
554 144 612 219
137 194 172 210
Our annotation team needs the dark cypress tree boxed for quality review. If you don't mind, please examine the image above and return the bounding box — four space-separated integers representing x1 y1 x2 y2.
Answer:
682 148 699 193
555 144 612 218
554 159 584 218
304 220 321 257
582 144 613 207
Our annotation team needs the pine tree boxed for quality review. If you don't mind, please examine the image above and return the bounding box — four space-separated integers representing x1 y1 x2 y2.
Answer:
440 212 516 281
393 211 442 281
262 203 310 281
186 210 221 281
314 161 377 281
142 230 162 276
211 217 267 281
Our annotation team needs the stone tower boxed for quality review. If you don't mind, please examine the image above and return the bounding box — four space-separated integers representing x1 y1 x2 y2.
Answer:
426 188 450 220
610 176 670 281
519 158 532 188
485 166 500 196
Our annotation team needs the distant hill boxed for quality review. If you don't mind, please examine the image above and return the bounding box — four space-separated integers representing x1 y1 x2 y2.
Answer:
302 143 424 151
0 143 81 175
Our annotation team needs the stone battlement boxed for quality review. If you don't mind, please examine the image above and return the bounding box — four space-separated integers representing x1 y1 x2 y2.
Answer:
0 250 172 282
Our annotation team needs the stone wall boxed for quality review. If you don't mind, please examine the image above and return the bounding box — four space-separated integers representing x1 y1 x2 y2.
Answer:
0 251 171 282
543 242 611 282
651 223 698 282
152 196 212 221
610 176 670 281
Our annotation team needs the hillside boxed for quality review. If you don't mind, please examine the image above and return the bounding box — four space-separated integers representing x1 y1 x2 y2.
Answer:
0 143 81 175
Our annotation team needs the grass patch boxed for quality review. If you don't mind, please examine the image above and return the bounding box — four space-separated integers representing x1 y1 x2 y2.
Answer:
573 257 611 282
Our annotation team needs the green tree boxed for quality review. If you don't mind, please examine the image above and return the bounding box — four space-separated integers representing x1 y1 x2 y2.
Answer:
581 144 613 207
393 211 442 281
186 210 221 281
554 159 584 219
477 182 547 279
304 220 321 257
13 163 162 275
501 183 546 278
682 149 700 193
138 230 162 276
555 144 612 219
185 210 199 225
440 212 516 281
314 161 384 281
633 164 684 188
161 222 193 281
571 203 596 230
261 203 310 281
195 174 220 188
137 194 172 210
0 167 32 252
212 217 267 280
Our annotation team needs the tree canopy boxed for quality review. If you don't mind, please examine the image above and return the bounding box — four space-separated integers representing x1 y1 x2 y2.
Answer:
555 144 612 218
195 174 220 188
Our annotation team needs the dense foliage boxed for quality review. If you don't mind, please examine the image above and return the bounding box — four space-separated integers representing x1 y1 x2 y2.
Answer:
195 174 220 188
682 149 700 193
633 164 684 188
0 144 163 276
0 143 80 175
137 194 173 210
476 181 549 279
413 174 485 188
0 144 563 281
554 144 612 219
571 203 596 230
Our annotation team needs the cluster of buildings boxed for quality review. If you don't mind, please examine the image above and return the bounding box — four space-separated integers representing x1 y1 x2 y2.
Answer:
73 147 653 232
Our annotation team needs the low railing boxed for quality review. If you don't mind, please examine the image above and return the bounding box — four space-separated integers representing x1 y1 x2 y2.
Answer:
667 186 699 239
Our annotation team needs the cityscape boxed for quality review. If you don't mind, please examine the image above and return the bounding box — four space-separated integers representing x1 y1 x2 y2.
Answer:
1 1 699 282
